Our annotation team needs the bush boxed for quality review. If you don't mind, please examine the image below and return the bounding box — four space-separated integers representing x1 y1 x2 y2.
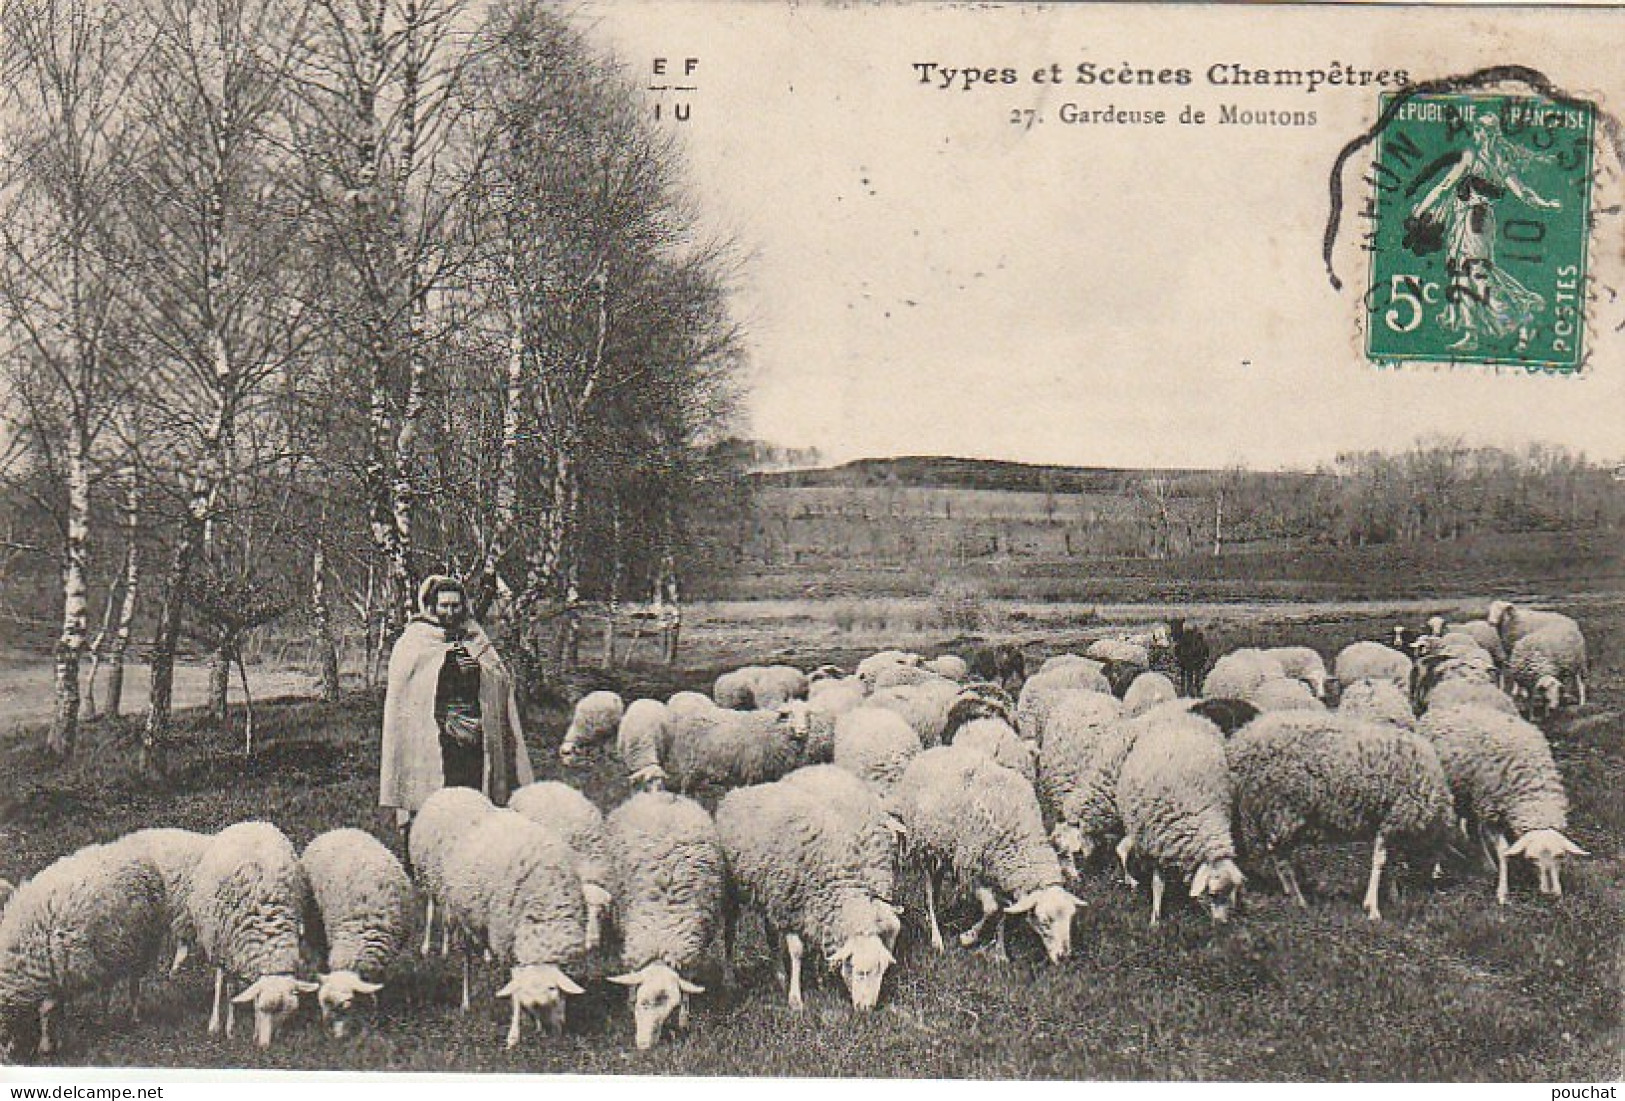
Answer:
931 579 987 633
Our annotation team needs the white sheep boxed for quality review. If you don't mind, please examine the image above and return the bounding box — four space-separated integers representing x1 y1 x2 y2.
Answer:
1247 676 1326 713
1261 646 1329 698
0 842 167 1059
666 690 717 720
1037 653 1099 676
664 706 804 793
187 821 317 1047
116 827 210 975
866 677 961 747
442 809 589 1046
952 717 1036 782
1507 623 1589 718
1115 713 1245 926
716 766 901 1011
1201 649 1289 701
855 650 923 687
1487 600 1585 653
871 662 947 690
923 653 969 681
1333 641 1412 690
806 675 868 717
603 792 724 1049
833 706 924 794
713 666 763 710
1337 677 1416 730
1036 692 1135 877
506 782 613 952
300 828 414 1038
1122 672 1177 717
1424 678 1518 716
756 665 811 708
1084 638 1150 670
1428 616 1507 667
559 690 626 763
1227 712 1454 921
891 745 1083 963
1017 665 1113 741
1417 705 1587 904
617 698 671 791
407 786 496 957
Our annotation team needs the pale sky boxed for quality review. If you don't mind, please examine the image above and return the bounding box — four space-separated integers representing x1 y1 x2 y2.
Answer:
582 2 1625 471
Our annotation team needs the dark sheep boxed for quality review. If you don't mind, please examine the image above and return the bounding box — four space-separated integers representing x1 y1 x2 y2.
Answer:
1186 697 1260 737
1101 660 1144 700
940 683 1017 745
967 644 1026 694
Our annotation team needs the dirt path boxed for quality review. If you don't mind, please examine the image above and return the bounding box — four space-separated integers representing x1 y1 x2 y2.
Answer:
0 660 321 731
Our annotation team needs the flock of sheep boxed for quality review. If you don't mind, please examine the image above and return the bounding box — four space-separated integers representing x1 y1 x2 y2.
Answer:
0 598 1593 1062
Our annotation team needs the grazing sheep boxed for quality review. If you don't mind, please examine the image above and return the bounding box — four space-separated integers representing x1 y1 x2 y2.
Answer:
1428 617 1507 668
1413 633 1499 707
1261 647 1329 699
1085 638 1151 670
1101 659 1148 699
1116 715 1245 926
834 707 924 794
115 827 210 975
442 810 589 1047
617 698 672 792
188 822 317 1047
713 667 763 710
0 842 166 1060
1185 697 1261 737
1122 672 1178 717
1169 619 1210 696
967 643 1026 691
604 792 725 1050
941 682 1017 744
1037 653 1096 676
891 745 1083 963
716 767 901 1011
1424 678 1518 717
1248 677 1326 713
560 690 626 764
806 675 868 719
1507 623 1589 718
1227 713 1454 921
871 662 948 690
953 717 1037 782
507 782 612 951
753 665 810 709
664 707 804 794
666 690 717 720
1417 706 1587 904
407 786 496 957
867 678 961 748
1037 693 1136 876
855 650 923 688
1487 601 1584 654
1337 678 1416 730
923 653 969 681
1017 664 1113 741
1201 649 1289 702
1334 641 1412 690
300 829 414 1038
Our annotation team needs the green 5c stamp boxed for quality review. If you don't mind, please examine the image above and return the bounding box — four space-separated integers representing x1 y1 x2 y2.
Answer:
1366 92 1595 370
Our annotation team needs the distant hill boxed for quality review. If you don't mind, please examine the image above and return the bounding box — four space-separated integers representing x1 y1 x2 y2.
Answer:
752 454 1310 494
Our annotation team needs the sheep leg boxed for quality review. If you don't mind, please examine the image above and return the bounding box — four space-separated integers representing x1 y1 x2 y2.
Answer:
1576 673 1586 707
461 949 474 1013
1494 832 1512 906
225 989 236 1039
785 933 805 1010
421 898 435 958
169 939 189 976
678 994 691 1031
1150 870 1165 927
504 998 523 1049
1116 835 1139 890
721 890 739 988
38 1002 55 1056
959 887 1001 948
129 975 142 1024
924 870 946 954
1363 835 1388 922
208 968 225 1036
1274 857 1308 908
441 915 452 958
547 999 566 1038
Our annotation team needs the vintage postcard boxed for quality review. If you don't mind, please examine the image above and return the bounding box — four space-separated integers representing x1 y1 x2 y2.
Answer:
0 0 1619 1092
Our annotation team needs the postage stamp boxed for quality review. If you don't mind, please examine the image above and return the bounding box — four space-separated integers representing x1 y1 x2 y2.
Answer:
1365 91 1595 371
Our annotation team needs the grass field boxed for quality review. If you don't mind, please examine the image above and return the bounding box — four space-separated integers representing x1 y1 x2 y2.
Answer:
1 595 1621 1080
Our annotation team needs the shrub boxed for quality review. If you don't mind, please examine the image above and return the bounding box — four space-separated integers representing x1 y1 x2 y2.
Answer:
931 579 987 633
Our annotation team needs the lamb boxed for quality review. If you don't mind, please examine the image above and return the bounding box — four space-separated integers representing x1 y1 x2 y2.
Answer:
300 829 414 1038
833 706 924 793
891 745 1084 963
1227 712 1455 921
952 717 1036 782
716 766 901 1010
1337 677 1416 731
867 677 961 747
442 809 589 1046
1261 646 1329 699
1333 641 1413 690
0 842 166 1060
1115 714 1245 926
923 653 969 681
115 827 210 974
1417 705 1587 904
187 821 317 1047
407 786 496 957
664 706 803 793
604 792 725 1050
1122 671 1178 717
559 690 626 764
1424 678 1518 716
1248 676 1327 713
1507 623 1589 718
1201 649 1289 701
507 782 612 950
617 698 671 791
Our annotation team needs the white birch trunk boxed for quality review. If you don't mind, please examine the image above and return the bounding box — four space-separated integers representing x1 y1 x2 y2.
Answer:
48 445 91 756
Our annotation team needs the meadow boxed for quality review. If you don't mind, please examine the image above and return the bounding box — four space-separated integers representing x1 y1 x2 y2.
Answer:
0 590 1620 1080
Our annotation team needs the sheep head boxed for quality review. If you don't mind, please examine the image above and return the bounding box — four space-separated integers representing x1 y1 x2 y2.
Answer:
827 933 894 1012
1486 600 1512 627
1533 674 1563 719
316 969 384 1038
608 963 703 1049
232 974 319 1048
1006 884 1086 963
1189 859 1246 924
496 964 584 1048
1049 822 1087 879
1506 829 1588 898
